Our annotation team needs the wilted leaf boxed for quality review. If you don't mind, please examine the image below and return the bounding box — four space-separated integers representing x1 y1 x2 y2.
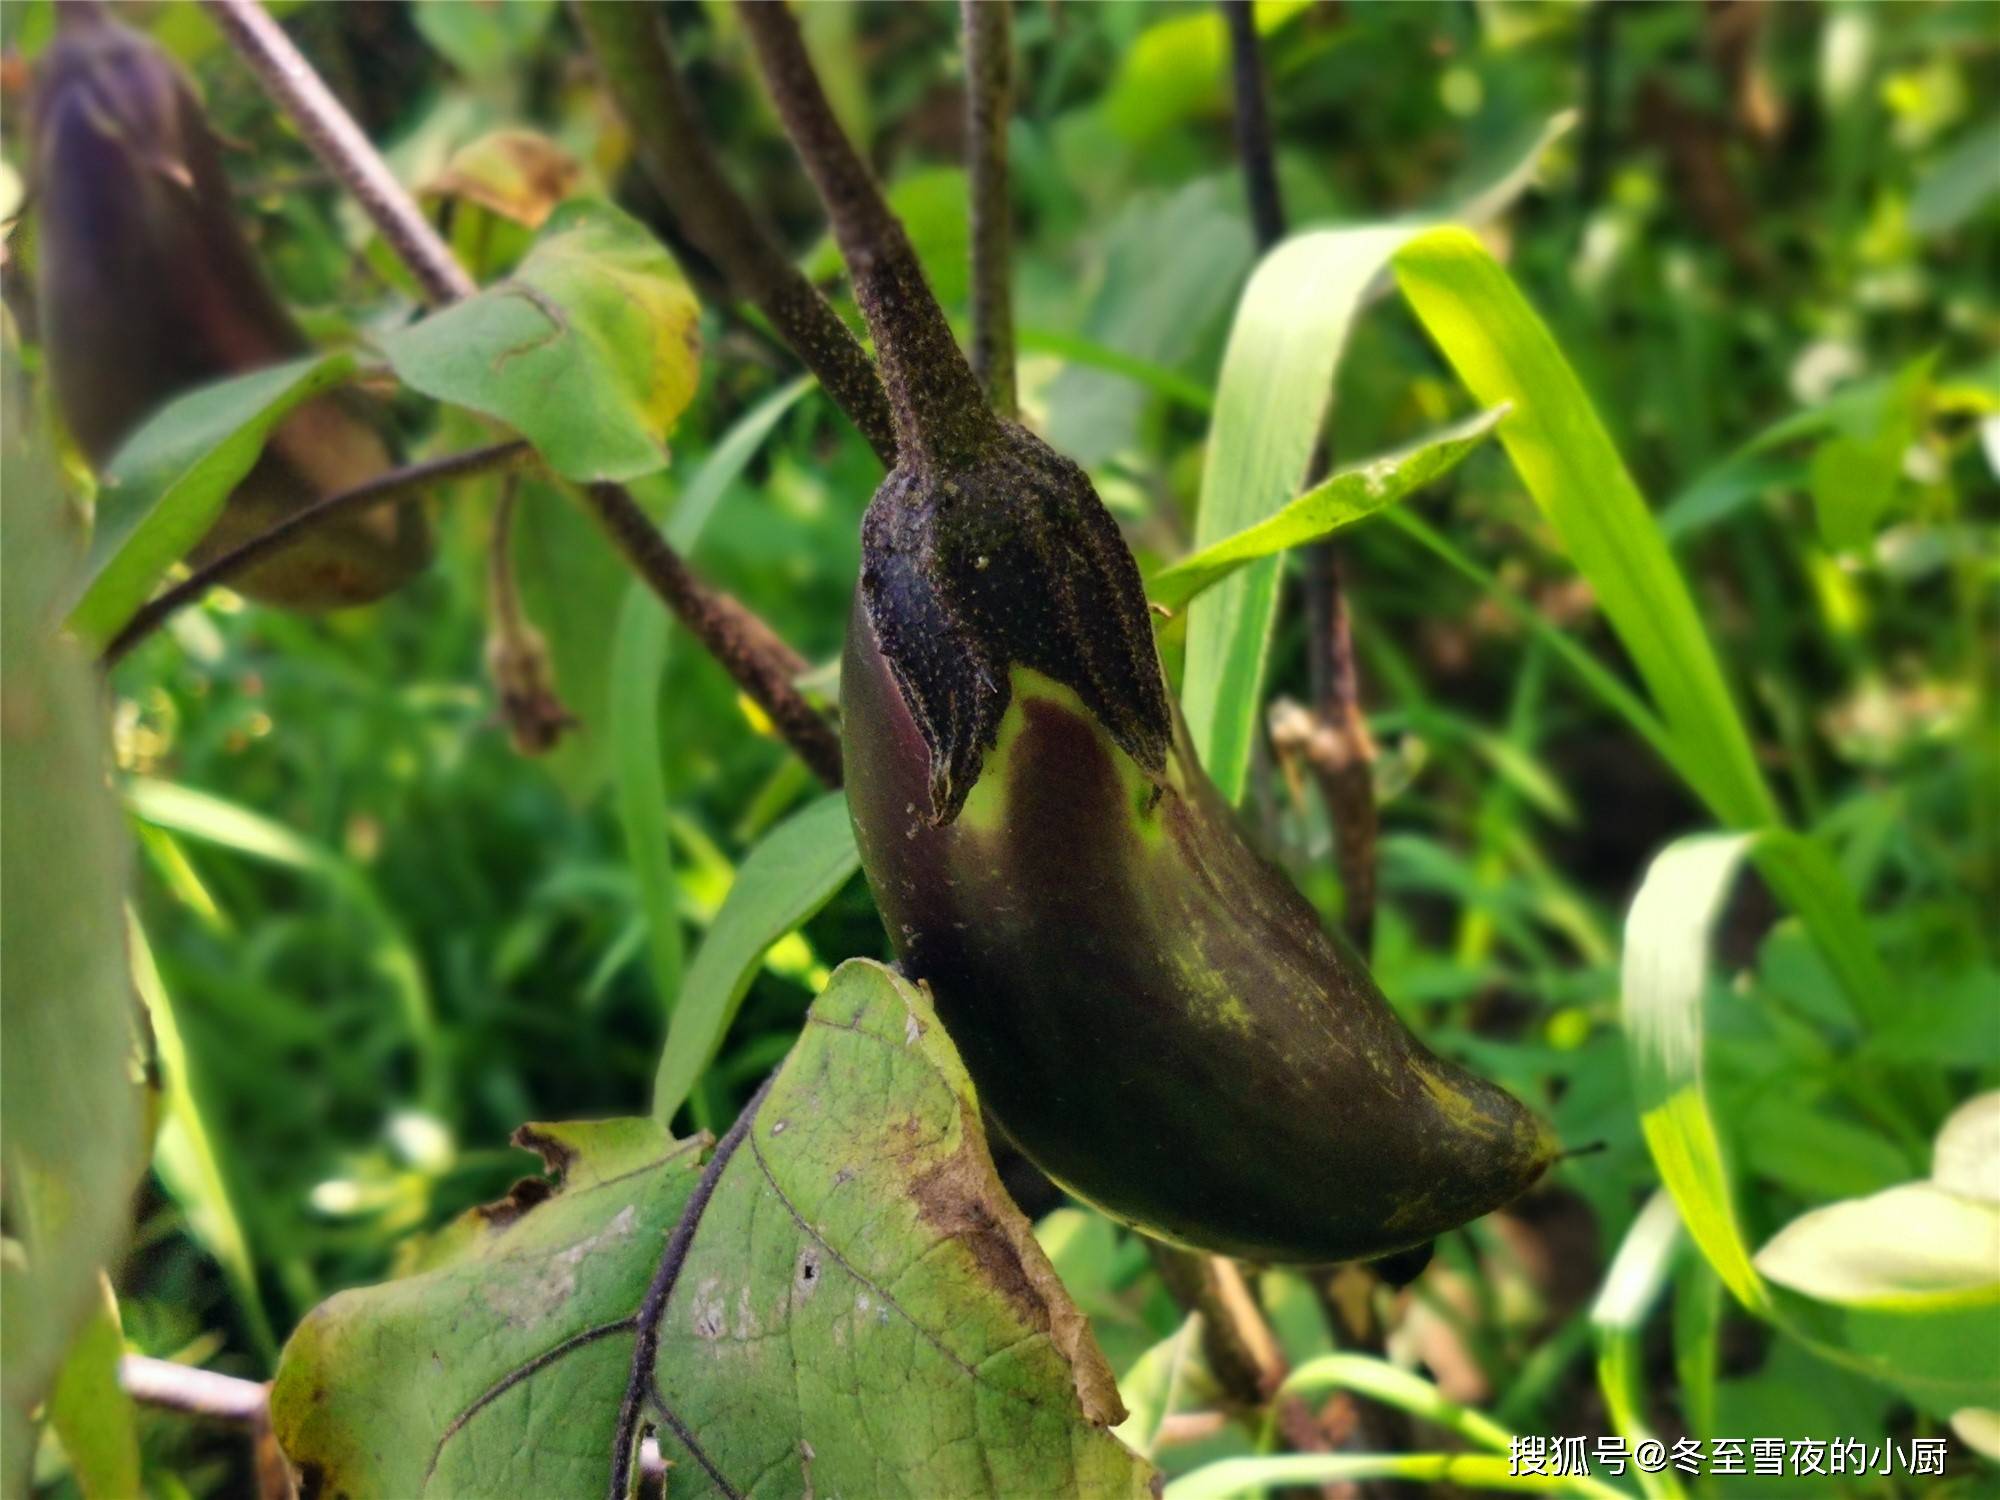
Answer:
425 129 580 229
272 960 1152 1498
378 199 701 484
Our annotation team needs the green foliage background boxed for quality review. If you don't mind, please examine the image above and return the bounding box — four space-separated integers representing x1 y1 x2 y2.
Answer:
1 0 1994 1494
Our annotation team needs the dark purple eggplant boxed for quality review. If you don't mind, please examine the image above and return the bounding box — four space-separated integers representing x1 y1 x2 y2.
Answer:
32 3 428 609
841 421 1559 1264
751 0 1560 1264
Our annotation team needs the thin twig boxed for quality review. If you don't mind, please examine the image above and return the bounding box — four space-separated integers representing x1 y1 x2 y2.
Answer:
962 0 1017 419
198 0 473 307
570 0 897 467
101 441 533 668
1221 0 1377 955
201 0 843 785
737 0 997 469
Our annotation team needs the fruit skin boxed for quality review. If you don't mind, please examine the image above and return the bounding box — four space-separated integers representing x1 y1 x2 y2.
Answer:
32 8 429 609
842 421 1557 1265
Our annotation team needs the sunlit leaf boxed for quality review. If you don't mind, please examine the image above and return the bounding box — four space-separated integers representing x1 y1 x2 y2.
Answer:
378 199 701 484
1149 408 1501 612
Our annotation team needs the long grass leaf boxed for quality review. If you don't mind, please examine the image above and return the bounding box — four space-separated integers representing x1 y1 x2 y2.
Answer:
651 792 858 1123
1392 227 1777 830
129 915 280 1365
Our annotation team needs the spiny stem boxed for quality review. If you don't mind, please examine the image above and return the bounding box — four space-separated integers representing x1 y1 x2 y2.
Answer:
1222 0 1378 956
736 0 997 470
199 0 473 308
101 440 532 667
571 0 897 467
201 0 842 786
963 0 1017 419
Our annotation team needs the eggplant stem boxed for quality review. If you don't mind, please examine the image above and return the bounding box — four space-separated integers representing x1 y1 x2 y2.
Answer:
963 0 1017 420
736 0 997 470
571 0 897 468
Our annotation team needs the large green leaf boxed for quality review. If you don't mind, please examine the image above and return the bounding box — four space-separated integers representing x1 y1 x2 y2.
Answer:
1392 227 1777 831
271 960 1151 1498
1 428 146 1495
651 792 858 1123
1149 408 1502 613
377 199 700 484
68 351 356 645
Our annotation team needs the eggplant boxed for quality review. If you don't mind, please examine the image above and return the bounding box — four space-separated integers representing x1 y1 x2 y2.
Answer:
841 421 1559 1264
32 3 429 609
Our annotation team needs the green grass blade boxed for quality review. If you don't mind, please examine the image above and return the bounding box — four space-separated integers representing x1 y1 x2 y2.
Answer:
125 777 443 1111
1017 328 1215 413
612 378 818 1024
651 792 858 1123
1620 834 1773 1313
1280 1353 1513 1453
129 915 280 1365
1164 1452 1629 1500
1392 227 1777 831
1592 1191 1692 1500
1150 408 1502 612
1182 224 1415 802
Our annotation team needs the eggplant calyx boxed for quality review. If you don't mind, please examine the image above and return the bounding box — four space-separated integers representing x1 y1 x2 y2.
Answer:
859 421 1172 827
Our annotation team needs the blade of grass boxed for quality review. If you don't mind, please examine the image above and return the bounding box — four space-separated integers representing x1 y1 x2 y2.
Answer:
1279 1353 1513 1453
650 791 858 1123
1016 328 1215 413
124 777 442 1112
612 378 818 1024
1181 223 1415 803
1591 1192 1691 1500
128 915 279 1366
1163 1452 1630 1500
1149 408 1502 612
1392 227 1776 831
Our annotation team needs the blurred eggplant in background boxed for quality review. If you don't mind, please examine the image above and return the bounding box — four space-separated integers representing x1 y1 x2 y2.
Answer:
31 1 430 610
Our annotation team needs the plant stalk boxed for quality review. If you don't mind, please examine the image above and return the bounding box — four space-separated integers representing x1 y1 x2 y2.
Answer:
570 0 897 467
200 0 843 786
736 0 998 469
963 0 1017 419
